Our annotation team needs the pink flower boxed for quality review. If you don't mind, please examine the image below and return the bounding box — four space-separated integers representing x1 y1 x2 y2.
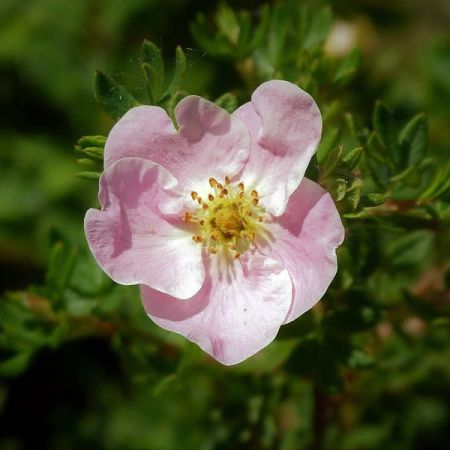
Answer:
85 80 344 365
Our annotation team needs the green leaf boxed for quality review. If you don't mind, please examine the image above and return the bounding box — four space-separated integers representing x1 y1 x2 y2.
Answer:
0 351 34 377
190 13 234 58
333 48 361 86
330 178 347 202
141 40 164 77
303 6 333 49
346 348 375 369
361 193 386 207
248 4 270 52
321 145 343 179
385 230 434 268
419 162 450 200
142 63 164 104
215 93 238 113
373 101 393 143
236 11 252 53
166 46 186 96
77 135 106 149
317 128 340 164
343 210 374 219
140 39 165 103
345 112 360 140
94 70 139 120
373 101 400 167
77 171 101 181
399 113 428 166
77 146 104 162
345 178 363 210
46 242 79 303
366 131 391 189
216 3 240 44
76 158 101 170
153 373 178 396
342 146 363 170
304 154 319 182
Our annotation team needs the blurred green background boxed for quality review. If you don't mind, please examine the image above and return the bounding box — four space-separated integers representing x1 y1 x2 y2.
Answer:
0 0 449 449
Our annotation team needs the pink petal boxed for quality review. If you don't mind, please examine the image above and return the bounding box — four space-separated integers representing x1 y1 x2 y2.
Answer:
85 157 204 299
141 253 292 365
259 178 344 323
234 80 322 216
104 99 249 191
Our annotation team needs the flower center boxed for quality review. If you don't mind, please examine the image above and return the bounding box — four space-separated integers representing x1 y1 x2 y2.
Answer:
183 177 265 258
215 206 242 237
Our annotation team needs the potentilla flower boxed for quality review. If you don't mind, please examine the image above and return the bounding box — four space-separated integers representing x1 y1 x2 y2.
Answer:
85 80 345 365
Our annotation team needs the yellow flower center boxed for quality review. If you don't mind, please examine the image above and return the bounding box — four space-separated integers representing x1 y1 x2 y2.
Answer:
215 206 242 237
183 177 265 258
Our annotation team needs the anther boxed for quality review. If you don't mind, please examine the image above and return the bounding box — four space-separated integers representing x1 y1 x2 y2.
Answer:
258 216 264 222
197 197 202 204
233 252 241 259
182 212 192 223
251 190 258 198
202 204 208 210
225 176 231 185
191 191 198 200
208 194 215 201
252 198 259 206
238 182 244 192
210 248 217 254
222 188 229 196
209 177 217 188
216 183 223 190
200 219 205 225
192 235 203 243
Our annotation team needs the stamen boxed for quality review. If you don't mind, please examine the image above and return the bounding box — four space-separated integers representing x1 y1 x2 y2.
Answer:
182 176 266 258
